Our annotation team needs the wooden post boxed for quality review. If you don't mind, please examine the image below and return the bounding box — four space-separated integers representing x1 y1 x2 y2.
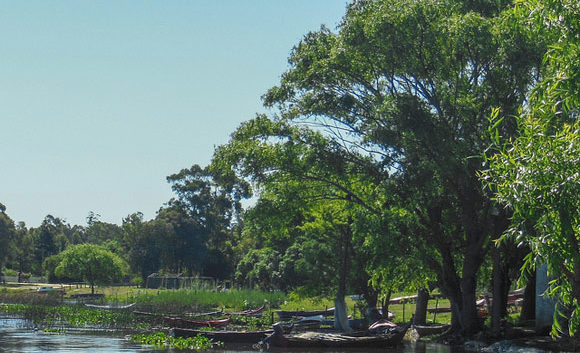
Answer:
402 301 405 322
433 297 439 323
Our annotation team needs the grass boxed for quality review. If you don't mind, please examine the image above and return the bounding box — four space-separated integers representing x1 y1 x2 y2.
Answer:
388 298 452 324
279 291 452 324
1 281 455 325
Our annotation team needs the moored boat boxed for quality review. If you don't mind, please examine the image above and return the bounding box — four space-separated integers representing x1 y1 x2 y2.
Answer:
281 315 325 333
427 307 451 314
164 316 231 329
261 322 410 348
171 328 273 343
85 303 136 310
228 305 266 317
413 323 451 337
184 309 224 317
276 307 335 320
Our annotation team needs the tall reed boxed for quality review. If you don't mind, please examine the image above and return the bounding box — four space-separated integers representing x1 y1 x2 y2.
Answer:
132 288 286 313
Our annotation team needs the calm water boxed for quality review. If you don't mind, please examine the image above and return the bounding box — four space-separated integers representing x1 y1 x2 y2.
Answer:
0 315 461 353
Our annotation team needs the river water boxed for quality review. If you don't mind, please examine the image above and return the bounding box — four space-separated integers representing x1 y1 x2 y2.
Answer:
0 315 463 353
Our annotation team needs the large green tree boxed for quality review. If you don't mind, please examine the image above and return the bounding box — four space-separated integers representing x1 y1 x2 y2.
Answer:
216 0 543 334
165 164 249 278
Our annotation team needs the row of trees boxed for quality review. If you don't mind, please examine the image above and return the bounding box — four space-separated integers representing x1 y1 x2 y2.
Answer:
0 165 247 287
0 0 577 338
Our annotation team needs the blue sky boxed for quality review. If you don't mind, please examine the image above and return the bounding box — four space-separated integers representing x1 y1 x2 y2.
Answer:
0 1 348 227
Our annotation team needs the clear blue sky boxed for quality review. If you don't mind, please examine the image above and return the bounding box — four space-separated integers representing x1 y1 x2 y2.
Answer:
0 1 348 227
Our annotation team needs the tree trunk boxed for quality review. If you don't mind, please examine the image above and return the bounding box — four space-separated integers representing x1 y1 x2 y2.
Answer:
334 296 351 332
414 288 429 325
334 224 351 332
382 289 392 320
491 245 507 336
519 272 536 322
363 288 381 325
460 271 482 335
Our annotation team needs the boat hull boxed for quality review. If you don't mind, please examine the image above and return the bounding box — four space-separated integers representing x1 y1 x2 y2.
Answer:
164 316 231 329
172 328 273 343
276 308 335 320
265 323 409 348
413 324 451 337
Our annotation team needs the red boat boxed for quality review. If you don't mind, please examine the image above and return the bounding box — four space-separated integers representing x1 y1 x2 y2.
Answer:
164 316 231 329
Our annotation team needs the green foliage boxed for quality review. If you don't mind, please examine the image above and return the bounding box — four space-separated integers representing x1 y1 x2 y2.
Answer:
0 204 15 273
1 304 139 329
131 332 219 351
482 0 579 336
235 248 281 290
53 244 128 293
42 253 65 282
230 314 271 330
134 288 285 312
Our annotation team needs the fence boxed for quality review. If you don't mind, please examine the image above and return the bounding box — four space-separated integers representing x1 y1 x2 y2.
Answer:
1 276 47 284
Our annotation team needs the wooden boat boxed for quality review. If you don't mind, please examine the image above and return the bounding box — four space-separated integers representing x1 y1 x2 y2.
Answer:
184 309 224 317
85 303 136 310
321 318 366 330
228 305 266 317
413 324 451 337
133 310 160 317
368 319 397 334
281 315 325 333
389 295 418 304
164 316 231 329
261 322 409 348
172 328 273 343
276 307 335 320
427 307 451 314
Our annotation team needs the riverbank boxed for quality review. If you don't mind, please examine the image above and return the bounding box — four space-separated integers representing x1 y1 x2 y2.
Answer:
4 283 572 352
447 325 580 352
462 336 579 352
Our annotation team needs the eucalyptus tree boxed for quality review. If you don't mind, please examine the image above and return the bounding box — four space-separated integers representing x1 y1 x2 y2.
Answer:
483 0 579 335
164 164 250 278
84 212 124 246
120 212 170 282
31 215 69 274
9 222 34 276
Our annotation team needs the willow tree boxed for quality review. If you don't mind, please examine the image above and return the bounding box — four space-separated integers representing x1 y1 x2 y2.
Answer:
483 0 579 335
54 244 128 294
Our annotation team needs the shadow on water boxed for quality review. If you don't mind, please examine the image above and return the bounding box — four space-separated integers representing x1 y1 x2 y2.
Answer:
1 315 461 353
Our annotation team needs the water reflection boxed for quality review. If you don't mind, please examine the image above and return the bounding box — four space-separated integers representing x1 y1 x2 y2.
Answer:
1 316 460 353
0 317 152 353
